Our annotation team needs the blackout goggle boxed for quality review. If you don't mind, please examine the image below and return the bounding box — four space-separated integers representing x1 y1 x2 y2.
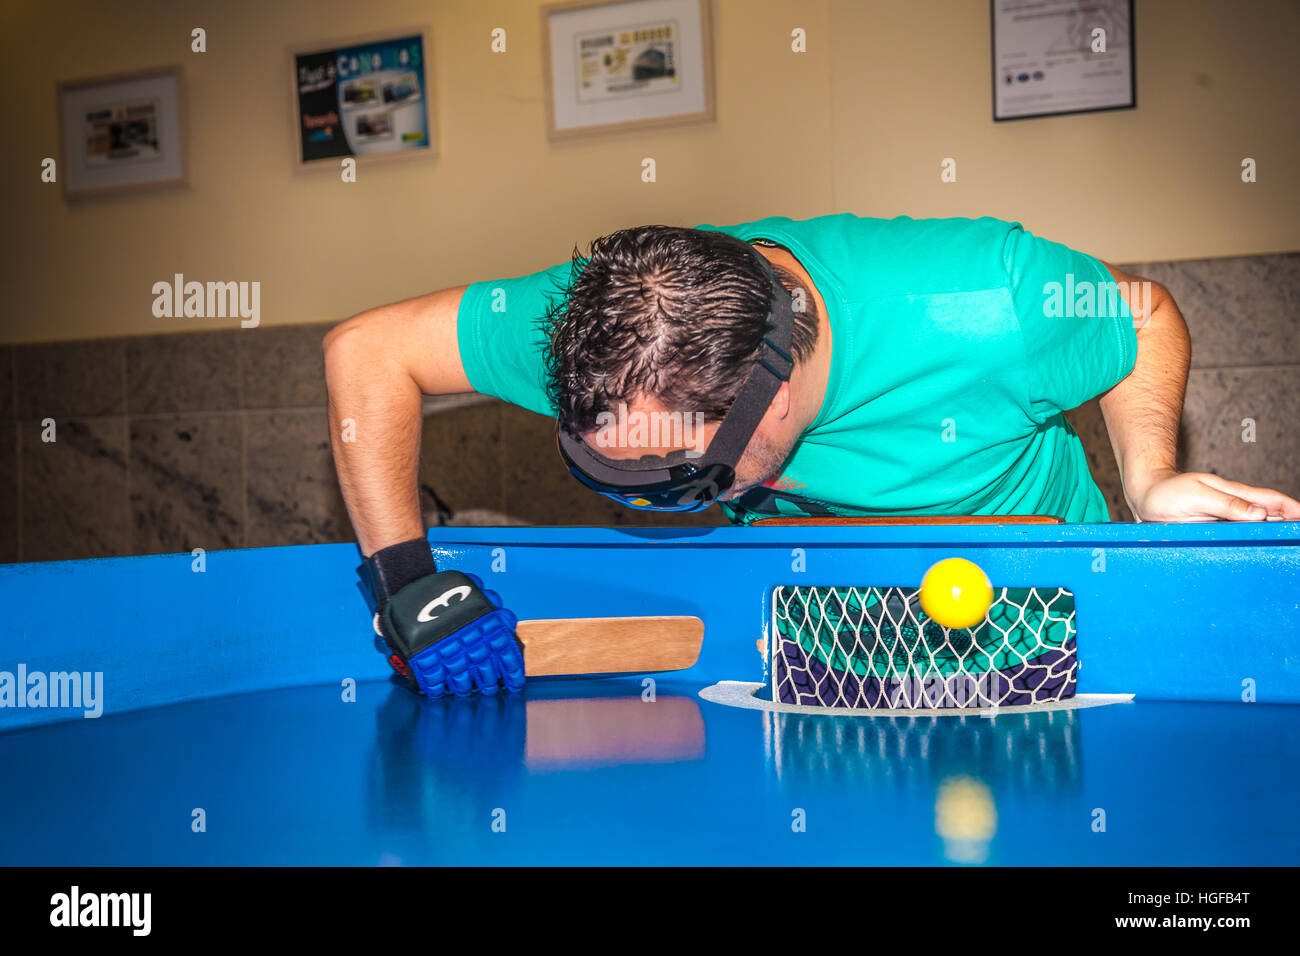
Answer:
557 245 796 512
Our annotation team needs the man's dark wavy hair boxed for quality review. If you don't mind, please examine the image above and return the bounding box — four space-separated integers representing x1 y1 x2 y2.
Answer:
544 225 819 435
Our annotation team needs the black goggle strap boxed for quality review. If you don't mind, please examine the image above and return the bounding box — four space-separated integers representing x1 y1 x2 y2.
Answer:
695 284 795 466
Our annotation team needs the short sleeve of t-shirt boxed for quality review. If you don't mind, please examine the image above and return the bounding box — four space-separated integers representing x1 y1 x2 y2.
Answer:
1004 227 1138 418
457 262 574 417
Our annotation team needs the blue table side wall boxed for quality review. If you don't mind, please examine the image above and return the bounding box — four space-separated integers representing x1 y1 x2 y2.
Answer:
1 523 1296 731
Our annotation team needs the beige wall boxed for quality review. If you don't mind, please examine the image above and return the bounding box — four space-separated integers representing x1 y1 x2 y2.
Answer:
1 0 1296 344
830 0 1300 262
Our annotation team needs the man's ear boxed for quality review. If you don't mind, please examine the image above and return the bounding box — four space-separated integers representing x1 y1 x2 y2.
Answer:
770 381 792 420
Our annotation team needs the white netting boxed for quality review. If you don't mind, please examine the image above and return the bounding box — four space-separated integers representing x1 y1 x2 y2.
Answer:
769 585 1077 710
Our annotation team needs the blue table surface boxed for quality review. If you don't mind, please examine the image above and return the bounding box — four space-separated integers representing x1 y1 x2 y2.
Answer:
2 676 1297 866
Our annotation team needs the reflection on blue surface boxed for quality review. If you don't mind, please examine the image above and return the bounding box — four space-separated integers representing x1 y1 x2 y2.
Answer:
1 678 1297 865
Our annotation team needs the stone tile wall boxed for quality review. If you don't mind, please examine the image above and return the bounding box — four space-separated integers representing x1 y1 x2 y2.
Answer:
1 252 1294 562
1065 253 1299 519
0 325 721 563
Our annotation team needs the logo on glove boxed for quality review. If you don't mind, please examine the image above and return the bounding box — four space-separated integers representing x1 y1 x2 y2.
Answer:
416 585 472 622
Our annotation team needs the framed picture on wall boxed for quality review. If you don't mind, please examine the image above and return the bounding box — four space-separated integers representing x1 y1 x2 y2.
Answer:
57 66 187 200
991 0 1136 121
291 28 436 166
542 0 715 140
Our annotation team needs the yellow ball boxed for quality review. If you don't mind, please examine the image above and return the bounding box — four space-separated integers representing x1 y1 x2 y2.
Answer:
920 557 993 630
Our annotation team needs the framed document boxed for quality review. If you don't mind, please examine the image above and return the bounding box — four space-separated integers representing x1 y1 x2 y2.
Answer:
57 66 186 200
542 0 714 140
991 0 1135 121
291 29 435 165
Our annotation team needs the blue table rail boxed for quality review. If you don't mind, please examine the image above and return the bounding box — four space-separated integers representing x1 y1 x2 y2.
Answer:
1 521 1297 730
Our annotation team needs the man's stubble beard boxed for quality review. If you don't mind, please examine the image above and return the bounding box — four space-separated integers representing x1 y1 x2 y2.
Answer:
722 431 799 501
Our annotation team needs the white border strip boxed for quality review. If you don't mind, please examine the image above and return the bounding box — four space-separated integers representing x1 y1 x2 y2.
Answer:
699 681 1134 718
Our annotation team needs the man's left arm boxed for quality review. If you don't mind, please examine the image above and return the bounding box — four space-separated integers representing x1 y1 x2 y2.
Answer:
1098 263 1300 521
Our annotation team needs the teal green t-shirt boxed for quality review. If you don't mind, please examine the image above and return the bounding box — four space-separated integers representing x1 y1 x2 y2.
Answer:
456 214 1137 523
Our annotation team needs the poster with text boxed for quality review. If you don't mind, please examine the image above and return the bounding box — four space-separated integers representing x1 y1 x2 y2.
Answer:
295 33 431 163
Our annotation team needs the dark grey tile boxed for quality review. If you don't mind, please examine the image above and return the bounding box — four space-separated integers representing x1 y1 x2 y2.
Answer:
20 417 131 561
245 410 352 547
0 346 13 420
420 400 507 523
126 331 240 414
239 323 331 409
129 415 243 555
1063 400 1132 521
1121 253 1300 369
0 422 17 563
1181 367 1300 498
15 340 126 418
500 403 610 525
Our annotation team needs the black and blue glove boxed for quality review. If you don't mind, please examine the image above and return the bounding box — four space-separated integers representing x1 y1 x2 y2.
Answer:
357 537 525 698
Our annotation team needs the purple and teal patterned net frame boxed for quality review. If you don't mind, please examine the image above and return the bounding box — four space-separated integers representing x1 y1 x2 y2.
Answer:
767 585 1078 710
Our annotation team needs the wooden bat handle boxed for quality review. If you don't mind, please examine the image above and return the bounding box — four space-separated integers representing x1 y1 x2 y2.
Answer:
753 515 1063 526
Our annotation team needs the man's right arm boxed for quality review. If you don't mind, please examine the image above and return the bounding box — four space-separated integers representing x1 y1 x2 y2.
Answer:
323 285 472 557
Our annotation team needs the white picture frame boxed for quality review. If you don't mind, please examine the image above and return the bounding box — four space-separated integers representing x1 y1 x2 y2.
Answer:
542 0 715 140
57 66 187 200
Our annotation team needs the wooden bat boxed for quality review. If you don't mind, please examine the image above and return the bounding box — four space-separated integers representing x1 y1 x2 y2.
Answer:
516 615 704 677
